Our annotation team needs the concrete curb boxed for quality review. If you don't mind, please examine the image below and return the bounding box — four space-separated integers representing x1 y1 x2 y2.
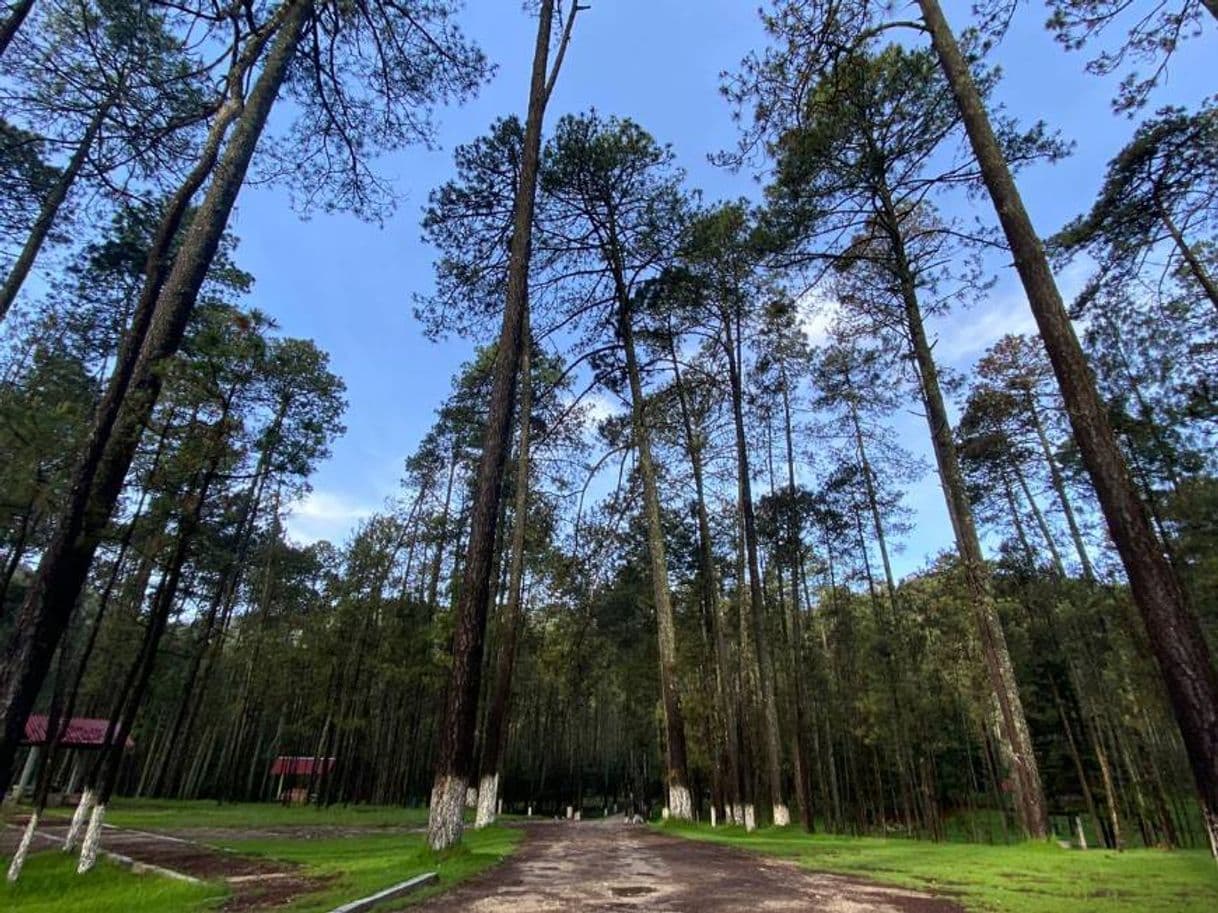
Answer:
325 872 439 913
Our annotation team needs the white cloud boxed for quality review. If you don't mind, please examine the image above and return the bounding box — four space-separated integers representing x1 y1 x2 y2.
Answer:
931 259 1092 366
584 390 624 427
796 289 840 347
932 296 1038 364
284 489 374 546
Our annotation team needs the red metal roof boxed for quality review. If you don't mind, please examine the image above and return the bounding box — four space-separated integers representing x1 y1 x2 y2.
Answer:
270 756 335 777
21 715 135 750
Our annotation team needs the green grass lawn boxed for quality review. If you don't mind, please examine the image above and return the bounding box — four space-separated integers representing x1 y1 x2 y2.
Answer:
0 852 227 913
215 826 522 912
3 799 519 913
34 797 433 831
662 821 1218 913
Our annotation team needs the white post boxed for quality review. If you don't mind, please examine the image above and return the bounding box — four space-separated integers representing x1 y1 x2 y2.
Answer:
527 804 533 817
1075 815 1088 850
710 806 718 828
566 805 573 820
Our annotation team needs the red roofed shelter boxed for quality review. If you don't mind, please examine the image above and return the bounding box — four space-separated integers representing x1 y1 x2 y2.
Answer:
271 756 335 804
11 715 135 802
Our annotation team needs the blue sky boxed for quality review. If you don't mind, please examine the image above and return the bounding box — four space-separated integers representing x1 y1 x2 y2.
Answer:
230 2 1211 574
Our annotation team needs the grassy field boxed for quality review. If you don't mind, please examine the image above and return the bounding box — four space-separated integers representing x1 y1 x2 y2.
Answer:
216 827 521 912
663 821 1218 913
34 797 433 831
0 853 227 913
2 799 519 912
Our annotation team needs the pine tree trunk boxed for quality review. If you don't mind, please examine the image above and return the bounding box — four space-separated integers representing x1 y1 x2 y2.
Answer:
916 0 1218 853
1156 195 1218 316
847 391 917 833
780 380 814 831
0 498 35 617
0 1 310 797
5 644 69 882
722 312 787 825
0 0 34 58
1003 474 1037 565
668 338 741 818
1025 399 1095 580
427 0 558 850
885 195 1048 838
153 455 269 796
617 304 693 820
79 450 218 872
476 319 533 829
0 97 112 321
1012 464 1067 576
805 547 843 830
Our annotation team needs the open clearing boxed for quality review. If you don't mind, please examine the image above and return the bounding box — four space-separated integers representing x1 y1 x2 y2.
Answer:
409 819 961 913
6 803 1218 912
0 802 516 912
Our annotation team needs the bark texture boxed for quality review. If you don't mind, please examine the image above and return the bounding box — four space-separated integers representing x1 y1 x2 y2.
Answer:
475 320 533 829
427 0 556 850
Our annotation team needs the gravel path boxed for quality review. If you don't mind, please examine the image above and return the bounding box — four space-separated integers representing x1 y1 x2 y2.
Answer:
407 819 963 913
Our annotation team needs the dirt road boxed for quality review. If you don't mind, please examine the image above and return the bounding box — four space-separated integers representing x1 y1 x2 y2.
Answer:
408 819 962 913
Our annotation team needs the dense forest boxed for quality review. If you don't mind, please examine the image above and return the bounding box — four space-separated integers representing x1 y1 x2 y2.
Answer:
0 0 1215 885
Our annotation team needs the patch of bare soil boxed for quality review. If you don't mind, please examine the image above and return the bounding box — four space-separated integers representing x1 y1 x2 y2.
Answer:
1 818 327 911
406 819 964 913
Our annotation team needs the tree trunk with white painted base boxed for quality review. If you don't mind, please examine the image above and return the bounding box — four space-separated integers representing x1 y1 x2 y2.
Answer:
426 0 563 851
618 304 694 820
6 809 38 882
64 788 94 852
722 312 786 824
428 775 467 851
475 772 499 829
77 803 106 874
475 320 534 830
668 783 693 821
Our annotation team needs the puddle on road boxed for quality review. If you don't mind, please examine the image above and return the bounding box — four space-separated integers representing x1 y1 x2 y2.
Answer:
609 885 656 897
